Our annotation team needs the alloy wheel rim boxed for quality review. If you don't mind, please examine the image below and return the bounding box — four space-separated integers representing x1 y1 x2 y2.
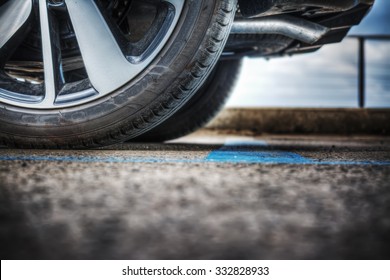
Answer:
0 0 184 109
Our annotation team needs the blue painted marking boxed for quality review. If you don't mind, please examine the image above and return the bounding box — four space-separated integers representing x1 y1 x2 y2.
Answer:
205 140 390 165
206 150 313 164
0 154 389 165
0 139 389 165
0 155 202 164
206 140 312 164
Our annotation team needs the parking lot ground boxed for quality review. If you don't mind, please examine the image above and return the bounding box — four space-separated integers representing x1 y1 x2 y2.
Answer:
1 131 390 259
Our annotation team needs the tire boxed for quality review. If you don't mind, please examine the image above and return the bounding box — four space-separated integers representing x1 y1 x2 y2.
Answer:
0 0 237 149
135 59 242 142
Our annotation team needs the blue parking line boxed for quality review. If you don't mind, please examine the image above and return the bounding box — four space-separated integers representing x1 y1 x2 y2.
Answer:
206 140 313 164
205 150 390 165
0 155 202 164
0 140 389 165
205 149 313 164
0 154 389 165
205 140 390 165
0 153 389 165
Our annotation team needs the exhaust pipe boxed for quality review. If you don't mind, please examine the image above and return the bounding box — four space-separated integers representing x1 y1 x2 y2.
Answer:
231 15 329 44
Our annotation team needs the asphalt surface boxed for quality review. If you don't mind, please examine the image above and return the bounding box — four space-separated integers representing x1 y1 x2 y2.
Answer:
1 131 390 260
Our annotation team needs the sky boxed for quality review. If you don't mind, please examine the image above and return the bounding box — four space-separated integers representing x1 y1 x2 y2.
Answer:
227 0 390 108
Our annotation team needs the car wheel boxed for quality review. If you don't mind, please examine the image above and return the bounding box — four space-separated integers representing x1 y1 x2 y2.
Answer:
134 58 242 142
0 0 236 148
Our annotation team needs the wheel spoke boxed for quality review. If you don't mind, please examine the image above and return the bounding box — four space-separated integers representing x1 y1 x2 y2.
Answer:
39 0 64 107
0 0 32 49
65 0 135 95
65 0 184 95
0 0 33 66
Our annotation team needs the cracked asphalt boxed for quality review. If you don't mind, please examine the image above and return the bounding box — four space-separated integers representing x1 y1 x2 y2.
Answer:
0 132 389 260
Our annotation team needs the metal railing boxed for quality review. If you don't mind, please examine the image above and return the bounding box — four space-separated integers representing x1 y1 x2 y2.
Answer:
349 35 390 108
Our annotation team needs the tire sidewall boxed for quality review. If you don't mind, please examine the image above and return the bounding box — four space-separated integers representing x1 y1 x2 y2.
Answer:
137 59 243 141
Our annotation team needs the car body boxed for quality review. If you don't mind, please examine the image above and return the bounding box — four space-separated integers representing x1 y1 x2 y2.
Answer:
227 0 375 58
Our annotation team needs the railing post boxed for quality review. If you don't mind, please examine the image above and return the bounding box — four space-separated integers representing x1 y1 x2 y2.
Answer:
358 37 365 108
